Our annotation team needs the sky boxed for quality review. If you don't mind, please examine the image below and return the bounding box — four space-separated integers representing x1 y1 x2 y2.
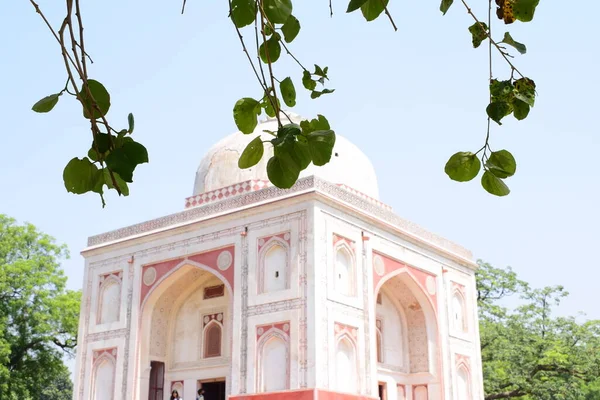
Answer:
1 0 599 324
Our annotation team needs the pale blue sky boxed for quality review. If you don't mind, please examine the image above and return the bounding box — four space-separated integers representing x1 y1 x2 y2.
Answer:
1 1 598 319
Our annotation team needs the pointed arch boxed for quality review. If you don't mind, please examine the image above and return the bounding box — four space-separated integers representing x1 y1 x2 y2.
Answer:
334 334 358 393
258 237 290 294
203 320 223 358
334 242 356 297
97 275 122 325
374 270 440 377
256 328 290 392
91 352 116 400
451 288 468 333
456 362 471 399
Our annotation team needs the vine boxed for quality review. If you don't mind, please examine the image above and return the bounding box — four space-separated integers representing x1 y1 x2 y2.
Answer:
28 0 540 205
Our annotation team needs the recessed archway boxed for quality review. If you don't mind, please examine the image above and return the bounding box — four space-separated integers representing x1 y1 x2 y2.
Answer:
137 261 233 400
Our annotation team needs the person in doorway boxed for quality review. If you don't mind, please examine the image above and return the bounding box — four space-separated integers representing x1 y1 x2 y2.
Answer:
170 390 182 400
197 388 205 400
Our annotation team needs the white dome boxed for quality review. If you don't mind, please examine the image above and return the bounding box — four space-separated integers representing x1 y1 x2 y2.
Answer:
193 113 380 199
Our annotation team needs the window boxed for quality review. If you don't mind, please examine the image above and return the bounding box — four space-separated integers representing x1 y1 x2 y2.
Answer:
203 284 225 299
335 246 355 297
97 278 121 325
204 323 222 358
263 244 287 293
452 291 468 332
376 327 383 363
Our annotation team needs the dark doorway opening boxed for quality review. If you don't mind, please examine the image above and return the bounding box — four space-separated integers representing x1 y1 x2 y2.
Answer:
148 361 165 400
378 382 387 400
200 380 226 400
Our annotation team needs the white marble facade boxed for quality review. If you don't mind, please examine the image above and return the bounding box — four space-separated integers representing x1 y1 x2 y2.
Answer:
73 114 484 400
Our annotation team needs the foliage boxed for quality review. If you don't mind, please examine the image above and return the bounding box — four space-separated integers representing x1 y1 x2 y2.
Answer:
39 365 73 400
25 0 542 205
0 215 80 399
477 261 600 400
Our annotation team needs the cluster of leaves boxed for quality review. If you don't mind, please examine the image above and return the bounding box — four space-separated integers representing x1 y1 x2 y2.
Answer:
33 80 147 206
236 114 335 188
477 261 600 400
0 215 80 399
229 0 339 187
442 0 539 196
29 0 543 204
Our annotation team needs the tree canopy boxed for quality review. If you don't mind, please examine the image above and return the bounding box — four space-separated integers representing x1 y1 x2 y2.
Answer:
0 215 80 399
477 261 600 400
25 0 540 206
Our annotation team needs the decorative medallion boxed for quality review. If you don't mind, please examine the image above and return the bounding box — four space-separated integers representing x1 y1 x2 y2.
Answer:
204 316 210 324
258 238 265 247
143 267 157 286
373 254 385 277
283 232 291 241
426 276 436 295
217 313 223 322
257 327 264 336
217 250 233 271
283 323 290 332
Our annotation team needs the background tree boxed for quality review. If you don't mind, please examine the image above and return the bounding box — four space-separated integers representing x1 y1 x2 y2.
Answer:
0 215 80 399
477 261 600 400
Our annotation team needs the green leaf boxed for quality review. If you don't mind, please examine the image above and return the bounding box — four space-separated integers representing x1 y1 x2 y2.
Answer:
128 113 135 133
307 130 336 166
32 93 61 113
105 141 149 182
233 98 261 133
486 150 516 178
300 115 330 135
490 79 514 98
63 157 102 194
79 79 111 119
481 171 510 196
93 133 112 154
310 89 335 99
302 70 316 91
293 137 312 170
259 36 282 63
267 154 300 189
103 169 129 196
512 98 530 120
230 0 257 27
513 78 536 107
280 77 296 107
444 152 481 182
347 0 368 12
501 32 527 55
262 95 280 117
512 0 539 22
239 136 264 169
263 0 293 24
440 0 453 15
281 15 300 43
468 22 489 48
361 0 388 21
487 101 511 125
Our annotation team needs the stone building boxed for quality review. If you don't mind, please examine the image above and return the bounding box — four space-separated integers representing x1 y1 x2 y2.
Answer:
73 114 484 400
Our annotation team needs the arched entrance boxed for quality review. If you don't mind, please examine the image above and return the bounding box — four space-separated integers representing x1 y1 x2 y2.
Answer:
373 267 441 400
138 261 233 400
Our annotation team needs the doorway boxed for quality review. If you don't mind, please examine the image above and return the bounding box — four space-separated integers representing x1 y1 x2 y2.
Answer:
199 379 226 400
378 382 387 400
147 361 165 400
